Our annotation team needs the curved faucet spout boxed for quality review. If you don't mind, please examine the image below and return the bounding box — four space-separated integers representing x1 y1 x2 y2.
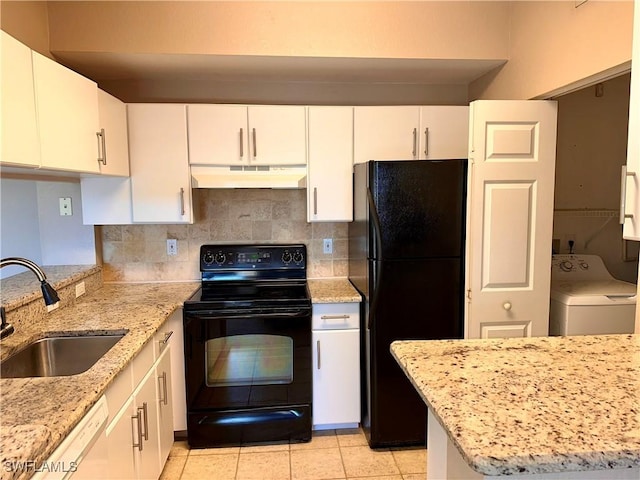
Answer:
0 257 61 339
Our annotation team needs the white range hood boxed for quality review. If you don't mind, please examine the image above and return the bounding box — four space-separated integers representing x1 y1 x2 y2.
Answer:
191 165 307 189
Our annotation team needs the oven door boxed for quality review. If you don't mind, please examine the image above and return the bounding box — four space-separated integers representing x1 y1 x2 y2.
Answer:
183 306 312 447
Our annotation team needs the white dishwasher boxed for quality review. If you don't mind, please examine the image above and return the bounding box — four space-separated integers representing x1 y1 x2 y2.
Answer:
32 395 109 480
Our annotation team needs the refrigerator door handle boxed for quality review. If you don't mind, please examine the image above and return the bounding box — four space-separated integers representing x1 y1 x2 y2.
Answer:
367 187 384 330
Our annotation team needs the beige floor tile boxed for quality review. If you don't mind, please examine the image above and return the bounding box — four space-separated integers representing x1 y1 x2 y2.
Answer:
169 440 190 457
348 477 403 480
335 428 368 447
181 453 239 480
401 474 426 480
189 445 241 455
159 455 187 480
236 450 291 480
390 449 427 475
340 446 400 478
291 447 345 480
291 430 338 450
240 441 291 454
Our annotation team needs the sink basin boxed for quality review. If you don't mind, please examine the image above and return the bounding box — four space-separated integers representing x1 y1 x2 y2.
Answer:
0 333 126 378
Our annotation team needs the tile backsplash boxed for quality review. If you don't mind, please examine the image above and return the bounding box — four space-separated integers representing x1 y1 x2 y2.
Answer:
101 189 348 282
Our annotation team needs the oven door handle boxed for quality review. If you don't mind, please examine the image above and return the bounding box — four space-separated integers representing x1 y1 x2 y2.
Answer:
191 309 311 320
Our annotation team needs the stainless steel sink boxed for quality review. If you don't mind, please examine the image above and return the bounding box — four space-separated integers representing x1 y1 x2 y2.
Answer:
0 332 126 378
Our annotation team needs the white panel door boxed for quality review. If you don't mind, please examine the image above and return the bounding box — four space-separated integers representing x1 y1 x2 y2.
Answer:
353 106 421 164
466 100 558 339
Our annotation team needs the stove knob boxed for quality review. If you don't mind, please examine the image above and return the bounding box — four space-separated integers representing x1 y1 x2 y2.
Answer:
214 252 226 265
580 262 589 270
282 251 292 264
203 251 214 265
293 251 304 264
560 261 573 272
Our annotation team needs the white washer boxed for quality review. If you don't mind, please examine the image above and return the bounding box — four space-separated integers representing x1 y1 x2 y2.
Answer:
550 254 636 335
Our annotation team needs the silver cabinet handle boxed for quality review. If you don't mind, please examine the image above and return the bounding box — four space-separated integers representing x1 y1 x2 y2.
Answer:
320 314 350 320
132 409 144 451
620 165 636 224
180 188 186 216
424 127 429 157
141 402 149 441
239 128 244 159
158 371 169 406
252 128 257 157
313 187 318 215
316 340 321 370
412 128 417 157
159 330 173 347
96 128 106 165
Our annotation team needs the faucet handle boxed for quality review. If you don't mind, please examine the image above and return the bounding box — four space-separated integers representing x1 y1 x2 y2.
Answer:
0 307 14 339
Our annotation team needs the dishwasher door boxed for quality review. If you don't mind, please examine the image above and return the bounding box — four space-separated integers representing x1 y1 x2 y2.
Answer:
32 395 109 480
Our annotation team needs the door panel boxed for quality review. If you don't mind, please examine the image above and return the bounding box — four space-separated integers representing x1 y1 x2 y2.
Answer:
466 100 558 339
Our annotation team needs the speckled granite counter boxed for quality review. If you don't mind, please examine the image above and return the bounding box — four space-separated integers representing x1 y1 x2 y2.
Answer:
391 335 640 478
307 278 361 304
0 280 198 480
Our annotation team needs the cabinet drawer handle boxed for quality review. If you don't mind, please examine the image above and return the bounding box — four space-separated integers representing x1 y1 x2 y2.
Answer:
180 188 186 216
158 371 169 406
620 165 636 224
132 409 144 451
412 128 417 157
317 340 321 370
313 187 318 215
96 128 107 165
160 330 173 346
252 128 257 157
424 127 429 157
141 402 149 441
320 314 350 320
240 128 244 159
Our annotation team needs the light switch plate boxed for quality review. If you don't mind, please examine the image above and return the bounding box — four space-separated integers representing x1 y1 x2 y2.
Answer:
167 239 178 256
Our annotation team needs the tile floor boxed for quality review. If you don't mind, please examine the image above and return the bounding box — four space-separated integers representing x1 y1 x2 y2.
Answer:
160 428 427 480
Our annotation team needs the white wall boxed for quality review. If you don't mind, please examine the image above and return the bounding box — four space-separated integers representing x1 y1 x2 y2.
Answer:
0 178 96 279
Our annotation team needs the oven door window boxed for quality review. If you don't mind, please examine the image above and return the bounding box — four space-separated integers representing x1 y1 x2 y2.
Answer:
206 334 294 387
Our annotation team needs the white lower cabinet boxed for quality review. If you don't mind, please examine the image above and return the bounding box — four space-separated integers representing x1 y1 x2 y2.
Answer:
105 329 175 480
312 303 360 429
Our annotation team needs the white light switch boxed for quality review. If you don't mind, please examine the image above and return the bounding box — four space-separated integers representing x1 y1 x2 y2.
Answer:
59 197 73 216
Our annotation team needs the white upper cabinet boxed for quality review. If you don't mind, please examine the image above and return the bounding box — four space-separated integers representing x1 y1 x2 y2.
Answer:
623 0 640 241
0 31 40 168
188 104 307 166
353 105 470 164
128 104 193 223
354 106 421 164
307 106 354 222
419 106 469 160
32 49 100 173
96 89 130 176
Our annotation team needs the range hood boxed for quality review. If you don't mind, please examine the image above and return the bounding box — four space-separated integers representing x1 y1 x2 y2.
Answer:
191 165 307 189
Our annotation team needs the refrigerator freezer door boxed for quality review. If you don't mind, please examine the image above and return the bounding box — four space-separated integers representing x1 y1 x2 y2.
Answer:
370 160 466 260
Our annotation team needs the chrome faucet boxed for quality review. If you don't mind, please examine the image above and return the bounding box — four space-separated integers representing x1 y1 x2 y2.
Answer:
0 257 60 339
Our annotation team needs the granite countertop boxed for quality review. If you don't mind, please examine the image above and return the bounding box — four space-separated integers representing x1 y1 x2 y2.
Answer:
0 280 198 480
391 335 640 476
307 278 361 303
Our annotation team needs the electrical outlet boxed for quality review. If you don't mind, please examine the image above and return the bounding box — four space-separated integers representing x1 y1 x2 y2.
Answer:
75 281 86 298
167 239 178 256
59 197 72 216
323 238 333 254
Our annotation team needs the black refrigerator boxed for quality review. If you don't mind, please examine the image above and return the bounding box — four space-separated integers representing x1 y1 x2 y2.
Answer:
348 159 467 448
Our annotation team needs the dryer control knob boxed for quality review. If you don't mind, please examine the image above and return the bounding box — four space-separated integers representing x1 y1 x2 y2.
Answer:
560 261 573 272
503 302 512 311
580 262 589 270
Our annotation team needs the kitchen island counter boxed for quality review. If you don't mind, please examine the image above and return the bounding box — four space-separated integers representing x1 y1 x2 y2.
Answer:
391 335 640 479
0 281 198 480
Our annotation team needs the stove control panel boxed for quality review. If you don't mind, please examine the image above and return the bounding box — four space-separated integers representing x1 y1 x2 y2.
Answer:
200 244 306 274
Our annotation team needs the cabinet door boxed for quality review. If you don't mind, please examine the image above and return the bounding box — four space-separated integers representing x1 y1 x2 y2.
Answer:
307 107 353 222
156 346 174 466
166 308 187 432
188 104 248 165
105 395 137 480
0 31 40 168
419 106 469 160
128 104 193 223
353 106 420 164
97 90 130 176
623 0 640 241
312 329 360 427
133 366 162 480
247 105 307 165
32 50 100 173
